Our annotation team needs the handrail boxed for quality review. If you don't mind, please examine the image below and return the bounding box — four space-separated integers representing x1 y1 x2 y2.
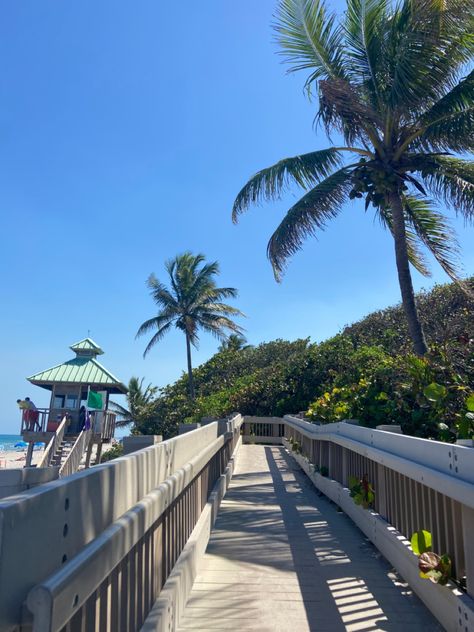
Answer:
20 408 49 434
58 428 91 478
283 415 474 508
282 415 474 613
37 416 68 468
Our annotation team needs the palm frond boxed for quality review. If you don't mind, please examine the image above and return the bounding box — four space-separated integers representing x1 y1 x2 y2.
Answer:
420 156 474 220
387 0 474 112
199 302 245 317
198 314 245 340
274 0 346 87
402 194 467 288
267 166 354 278
135 310 176 340
208 287 240 301
146 275 178 310
142 322 174 358
416 70 474 152
343 0 388 106
232 148 343 221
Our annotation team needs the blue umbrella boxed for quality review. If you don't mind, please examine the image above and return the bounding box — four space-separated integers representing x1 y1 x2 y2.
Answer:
14 441 28 448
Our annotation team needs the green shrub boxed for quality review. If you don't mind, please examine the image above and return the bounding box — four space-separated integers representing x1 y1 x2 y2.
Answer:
100 443 124 462
132 279 473 442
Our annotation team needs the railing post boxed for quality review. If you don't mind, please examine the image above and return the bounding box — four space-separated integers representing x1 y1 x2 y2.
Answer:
377 463 388 519
342 447 348 487
462 504 474 598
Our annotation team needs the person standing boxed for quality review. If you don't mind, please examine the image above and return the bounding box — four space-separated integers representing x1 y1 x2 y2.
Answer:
79 406 86 430
24 397 39 431
17 399 29 429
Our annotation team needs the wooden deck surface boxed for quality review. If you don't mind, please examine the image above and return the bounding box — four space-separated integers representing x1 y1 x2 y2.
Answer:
178 445 441 632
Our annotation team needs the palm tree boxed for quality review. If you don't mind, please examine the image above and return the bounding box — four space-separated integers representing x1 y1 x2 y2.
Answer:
109 377 157 428
218 333 249 352
136 252 244 399
233 0 474 355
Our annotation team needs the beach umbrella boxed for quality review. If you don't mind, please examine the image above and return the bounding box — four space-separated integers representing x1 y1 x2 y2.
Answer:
14 441 28 448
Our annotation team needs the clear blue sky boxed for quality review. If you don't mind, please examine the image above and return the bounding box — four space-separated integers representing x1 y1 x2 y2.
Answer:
1 1 472 433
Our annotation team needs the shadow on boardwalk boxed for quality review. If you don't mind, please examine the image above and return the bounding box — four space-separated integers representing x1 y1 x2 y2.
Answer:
178 445 441 632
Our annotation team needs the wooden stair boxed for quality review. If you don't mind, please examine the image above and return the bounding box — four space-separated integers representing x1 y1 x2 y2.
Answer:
50 436 79 468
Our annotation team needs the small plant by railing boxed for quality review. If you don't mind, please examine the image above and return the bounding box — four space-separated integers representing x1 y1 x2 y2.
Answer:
319 465 329 477
411 530 452 586
457 393 474 440
248 423 256 444
349 475 375 509
288 436 302 454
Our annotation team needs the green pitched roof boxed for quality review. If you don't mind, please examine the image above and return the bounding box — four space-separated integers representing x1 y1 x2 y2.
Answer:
27 339 127 393
70 338 104 355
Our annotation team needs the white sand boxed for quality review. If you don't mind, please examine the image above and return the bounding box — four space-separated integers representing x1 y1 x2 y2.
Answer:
0 442 116 470
0 449 45 469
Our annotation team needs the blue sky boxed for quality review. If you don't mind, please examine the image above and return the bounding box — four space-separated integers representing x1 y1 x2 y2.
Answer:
1 1 473 433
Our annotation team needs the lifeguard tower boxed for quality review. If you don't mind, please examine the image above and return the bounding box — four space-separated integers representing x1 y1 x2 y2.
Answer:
21 338 128 473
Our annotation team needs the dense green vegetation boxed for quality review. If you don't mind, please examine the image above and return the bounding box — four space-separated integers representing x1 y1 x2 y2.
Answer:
233 0 474 356
124 278 473 442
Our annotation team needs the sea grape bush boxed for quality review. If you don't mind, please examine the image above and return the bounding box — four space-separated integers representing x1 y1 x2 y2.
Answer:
349 475 375 509
411 530 452 586
130 279 473 442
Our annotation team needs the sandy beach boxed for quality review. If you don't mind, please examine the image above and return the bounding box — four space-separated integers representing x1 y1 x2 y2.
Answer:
0 448 45 469
0 442 117 470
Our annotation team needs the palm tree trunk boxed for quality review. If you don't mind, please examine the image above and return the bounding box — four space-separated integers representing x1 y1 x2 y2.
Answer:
185 332 195 400
389 191 428 356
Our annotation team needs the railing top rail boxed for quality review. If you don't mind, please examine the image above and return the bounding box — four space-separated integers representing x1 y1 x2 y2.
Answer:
284 415 474 505
243 416 285 423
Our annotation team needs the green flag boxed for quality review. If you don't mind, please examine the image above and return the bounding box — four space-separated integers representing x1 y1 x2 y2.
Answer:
87 390 103 409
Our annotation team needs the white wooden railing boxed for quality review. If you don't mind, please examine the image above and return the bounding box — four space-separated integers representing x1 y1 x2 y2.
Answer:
58 428 92 478
37 416 68 468
0 414 243 632
20 408 50 434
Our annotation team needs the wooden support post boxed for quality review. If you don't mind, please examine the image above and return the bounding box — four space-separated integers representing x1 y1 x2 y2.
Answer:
25 442 34 467
95 441 103 465
85 436 94 468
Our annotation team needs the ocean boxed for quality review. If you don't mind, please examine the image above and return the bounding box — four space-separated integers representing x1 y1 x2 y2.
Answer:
0 434 26 451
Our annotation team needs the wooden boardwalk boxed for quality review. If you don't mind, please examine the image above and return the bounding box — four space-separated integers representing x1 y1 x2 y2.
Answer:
178 445 441 632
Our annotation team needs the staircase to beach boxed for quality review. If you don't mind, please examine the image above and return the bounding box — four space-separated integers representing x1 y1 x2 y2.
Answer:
37 420 95 477
49 436 78 468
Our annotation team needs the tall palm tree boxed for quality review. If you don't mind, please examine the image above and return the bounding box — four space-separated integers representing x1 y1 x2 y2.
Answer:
109 377 157 428
137 252 244 399
233 0 474 355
